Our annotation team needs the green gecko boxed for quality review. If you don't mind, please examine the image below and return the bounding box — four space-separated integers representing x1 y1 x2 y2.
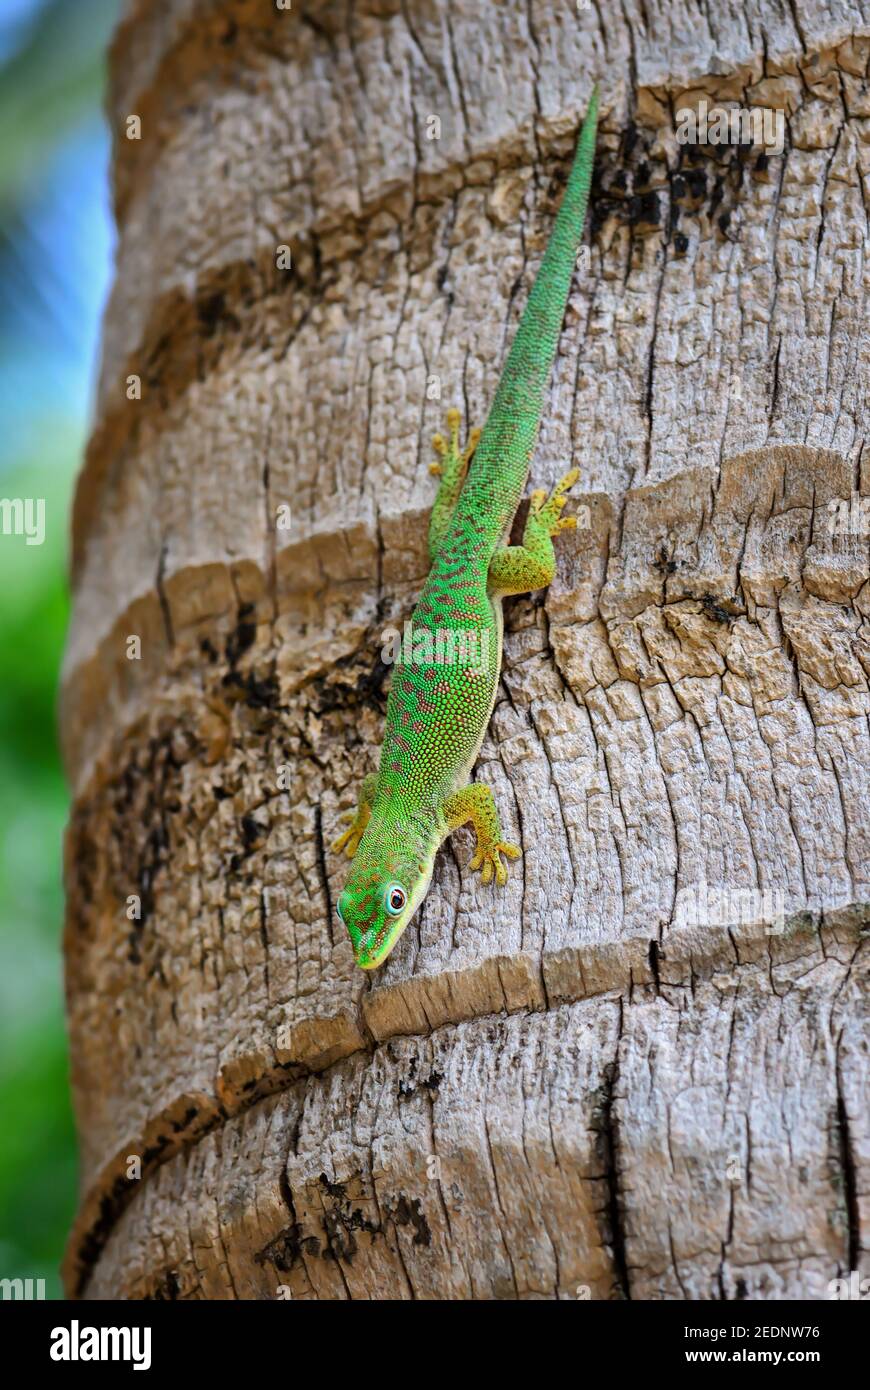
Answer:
333 85 599 969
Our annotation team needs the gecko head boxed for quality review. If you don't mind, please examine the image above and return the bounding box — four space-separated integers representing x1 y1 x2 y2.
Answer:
336 827 435 970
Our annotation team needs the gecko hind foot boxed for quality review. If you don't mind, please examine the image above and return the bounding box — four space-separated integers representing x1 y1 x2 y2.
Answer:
531 468 581 536
428 408 482 560
429 406 481 477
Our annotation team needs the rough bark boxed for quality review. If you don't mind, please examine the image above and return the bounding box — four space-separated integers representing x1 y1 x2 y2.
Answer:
62 0 869 1298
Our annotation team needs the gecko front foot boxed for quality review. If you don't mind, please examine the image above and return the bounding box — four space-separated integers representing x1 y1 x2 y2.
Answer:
442 783 521 887
468 838 521 886
529 467 581 536
332 813 366 859
331 774 377 858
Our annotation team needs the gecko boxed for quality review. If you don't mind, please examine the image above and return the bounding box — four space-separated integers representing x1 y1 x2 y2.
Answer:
332 85 599 969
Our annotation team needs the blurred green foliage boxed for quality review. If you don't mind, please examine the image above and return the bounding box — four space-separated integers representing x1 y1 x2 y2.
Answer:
0 0 121 1298
0 454 75 1294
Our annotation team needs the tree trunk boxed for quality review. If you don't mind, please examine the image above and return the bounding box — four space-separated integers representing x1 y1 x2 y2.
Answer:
62 0 869 1299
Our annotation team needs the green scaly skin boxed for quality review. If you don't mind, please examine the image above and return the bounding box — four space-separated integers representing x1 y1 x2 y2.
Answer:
333 86 599 969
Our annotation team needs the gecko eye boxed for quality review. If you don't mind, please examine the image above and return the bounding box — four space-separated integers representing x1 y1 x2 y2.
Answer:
384 883 407 916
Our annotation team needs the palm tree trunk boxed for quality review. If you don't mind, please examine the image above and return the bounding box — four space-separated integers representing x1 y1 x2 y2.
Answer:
62 0 868 1298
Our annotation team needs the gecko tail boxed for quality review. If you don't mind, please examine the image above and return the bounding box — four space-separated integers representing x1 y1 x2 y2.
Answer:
445 81 601 542
481 82 599 429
